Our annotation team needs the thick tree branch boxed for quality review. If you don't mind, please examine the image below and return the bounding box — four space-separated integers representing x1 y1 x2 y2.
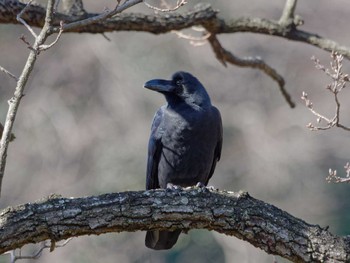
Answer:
1 1 350 59
2 1 349 109
0 188 349 262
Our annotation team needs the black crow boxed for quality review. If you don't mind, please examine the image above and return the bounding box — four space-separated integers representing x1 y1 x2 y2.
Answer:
144 71 222 250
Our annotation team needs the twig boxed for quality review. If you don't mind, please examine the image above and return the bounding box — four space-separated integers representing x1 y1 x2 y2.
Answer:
0 65 18 82
16 0 38 39
62 0 86 16
38 21 64 51
0 0 145 198
8 239 72 263
144 0 187 12
101 33 111 41
303 52 350 184
172 27 211 46
54 0 61 11
301 52 350 131
279 0 298 25
0 0 60 197
327 163 350 183
61 0 142 32
19 34 35 51
208 34 295 108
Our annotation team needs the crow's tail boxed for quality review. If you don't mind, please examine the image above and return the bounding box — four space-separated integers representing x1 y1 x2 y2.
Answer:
145 230 182 250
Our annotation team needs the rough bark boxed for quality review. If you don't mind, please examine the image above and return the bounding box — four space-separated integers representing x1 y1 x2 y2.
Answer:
0 188 349 262
1 1 350 59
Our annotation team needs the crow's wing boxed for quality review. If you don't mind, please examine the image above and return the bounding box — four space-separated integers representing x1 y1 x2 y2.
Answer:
146 106 165 190
205 106 223 185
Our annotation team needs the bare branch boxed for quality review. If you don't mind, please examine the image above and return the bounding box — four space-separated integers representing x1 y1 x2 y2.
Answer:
16 0 38 39
61 0 143 32
38 21 64 51
143 0 187 12
19 34 35 51
0 189 349 262
0 65 18 81
8 239 72 262
0 123 15 142
62 0 86 16
303 52 350 184
327 164 350 183
172 27 210 46
0 0 145 197
302 52 350 131
1 2 350 59
208 34 295 108
279 0 298 25
0 0 59 197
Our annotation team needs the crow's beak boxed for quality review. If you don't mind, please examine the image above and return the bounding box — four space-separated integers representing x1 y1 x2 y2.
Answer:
144 79 176 93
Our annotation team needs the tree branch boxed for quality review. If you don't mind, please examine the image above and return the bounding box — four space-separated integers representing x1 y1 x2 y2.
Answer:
60 0 143 33
0 0 144 197
279 0 298 26
0 188 349 262
0 65 18 82
3 1 350 109
208 34 295 108
0 1 349 58
0 0 62 197
62 0 86 16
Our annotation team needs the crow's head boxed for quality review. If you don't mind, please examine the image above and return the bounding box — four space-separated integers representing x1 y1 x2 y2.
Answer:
144 71 211 108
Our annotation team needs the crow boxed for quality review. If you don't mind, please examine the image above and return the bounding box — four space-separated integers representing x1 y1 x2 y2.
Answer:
144 71 223 250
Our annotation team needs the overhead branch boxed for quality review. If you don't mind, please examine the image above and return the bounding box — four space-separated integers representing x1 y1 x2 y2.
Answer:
0 188 349 262
62 0 86 16
279 0 298 26
208 34 295 108
0 1 349 59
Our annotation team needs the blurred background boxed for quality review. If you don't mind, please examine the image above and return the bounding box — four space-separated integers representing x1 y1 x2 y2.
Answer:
1 0 350 262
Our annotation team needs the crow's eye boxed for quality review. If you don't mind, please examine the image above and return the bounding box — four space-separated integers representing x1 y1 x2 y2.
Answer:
176 79 182 86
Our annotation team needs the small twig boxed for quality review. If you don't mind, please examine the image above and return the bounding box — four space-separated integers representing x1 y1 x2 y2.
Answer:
38 21 64 51
172 28 211 46
0 65 18 82
0 0 60 197
0 0 144 198
208 34 295 108
279 0 298 25
54 0 61 11
327 163 350 183
60 0 142 32
19 35 35 51
16 0 38 39
301 91 333 131
144 0 187 12
302 52 350 131
101 33 111 41
8 239 72 262
304 52 350 183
